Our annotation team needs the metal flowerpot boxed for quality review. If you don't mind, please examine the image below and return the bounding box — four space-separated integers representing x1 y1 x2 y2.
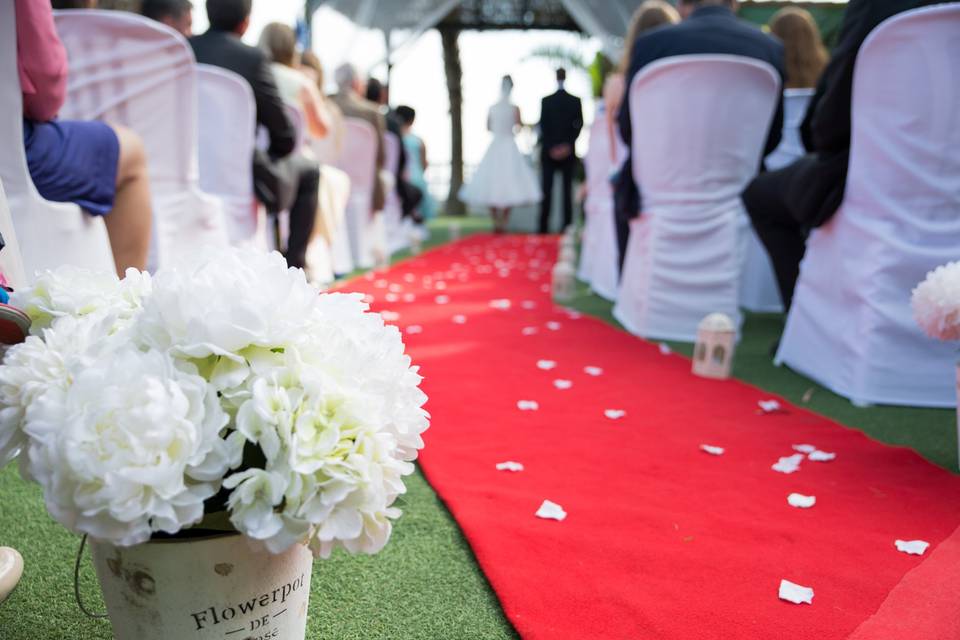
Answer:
89 533 313 640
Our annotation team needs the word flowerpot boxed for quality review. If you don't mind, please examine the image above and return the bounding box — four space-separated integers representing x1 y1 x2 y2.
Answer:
90 534 313 640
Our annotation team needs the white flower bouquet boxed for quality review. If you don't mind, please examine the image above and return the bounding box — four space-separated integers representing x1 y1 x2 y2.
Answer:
0 249 429 558
912 261 960 342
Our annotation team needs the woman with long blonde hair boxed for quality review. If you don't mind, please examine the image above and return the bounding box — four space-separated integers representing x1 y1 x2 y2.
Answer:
604 1 680 159
768 7 829 89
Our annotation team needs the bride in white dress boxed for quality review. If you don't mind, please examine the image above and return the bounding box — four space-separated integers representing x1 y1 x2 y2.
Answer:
459 75 542 233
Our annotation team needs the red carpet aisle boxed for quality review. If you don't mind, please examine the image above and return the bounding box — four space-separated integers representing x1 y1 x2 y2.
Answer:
340 235 960 640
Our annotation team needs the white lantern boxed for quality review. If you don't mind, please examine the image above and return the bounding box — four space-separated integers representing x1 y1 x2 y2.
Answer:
559 244 577 265
552 261 576 302
449 221 461 241
692 313 736 380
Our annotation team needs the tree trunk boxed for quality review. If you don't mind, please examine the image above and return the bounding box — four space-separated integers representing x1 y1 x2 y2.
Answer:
440 27 467 217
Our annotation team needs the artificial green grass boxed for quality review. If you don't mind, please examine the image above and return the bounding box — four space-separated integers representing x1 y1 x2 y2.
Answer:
0 214 954 639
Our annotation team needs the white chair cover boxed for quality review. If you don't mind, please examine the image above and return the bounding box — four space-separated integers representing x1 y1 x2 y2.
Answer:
0 181 28 289
334 118 380 269
740 89 816 313
776 4 960 408
53 10 229 271
383 131 408 255
578 102 621 301
613 55 781 341
0 2 114 281
577 108 603 282
195 64 261 248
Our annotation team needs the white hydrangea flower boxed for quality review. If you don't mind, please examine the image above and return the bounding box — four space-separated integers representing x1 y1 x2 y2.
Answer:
12 266 150 334
912 261 960 341
224 293 429 557
24 347 239 546
136 249 320 362
0 247 428 555
0 313 122 468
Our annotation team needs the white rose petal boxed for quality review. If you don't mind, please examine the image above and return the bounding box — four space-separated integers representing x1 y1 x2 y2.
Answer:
521 300 537 310
779 580 814 605
808 450 836 462
584 366 603 376
535 500 567 521
546 321 562 331
700 444 725 456
772 454 804 474
658 343 672 355
495 461 524 472
758 399 782 413
435 295 450 305
406 325 423 335
517 400 539 411
490 299 512 310
787 493 816 508
604 409 626 420
792 444 817 453
895 540 930 556
521 327 539 336
553 379 573 390
537 360 557 370
452 315 467 324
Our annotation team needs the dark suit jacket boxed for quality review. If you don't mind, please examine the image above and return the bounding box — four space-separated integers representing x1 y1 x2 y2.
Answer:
803 0 941 154
774 0 940 227
618 5 786 160
189 29 294 160
614 6 785 224
539 89 583 158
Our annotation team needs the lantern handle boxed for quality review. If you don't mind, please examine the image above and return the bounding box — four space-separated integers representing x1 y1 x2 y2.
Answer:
74 535 109 619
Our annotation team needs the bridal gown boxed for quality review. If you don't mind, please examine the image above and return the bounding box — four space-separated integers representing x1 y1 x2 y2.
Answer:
459 100 542 208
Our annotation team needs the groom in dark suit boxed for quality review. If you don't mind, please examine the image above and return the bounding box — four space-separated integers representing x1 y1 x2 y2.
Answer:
538 68 583 234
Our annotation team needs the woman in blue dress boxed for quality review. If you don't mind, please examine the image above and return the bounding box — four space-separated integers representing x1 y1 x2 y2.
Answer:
395 106 437 220
17 0 153 273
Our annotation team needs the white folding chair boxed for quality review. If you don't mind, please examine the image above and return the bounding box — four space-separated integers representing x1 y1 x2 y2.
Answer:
195 64 261 248
53 9 229 271
579 103 621 301
335 118 380 270
382 131 408 256
740 88 817 314
777 4 960 408
0 3 115 281
613 55 781 341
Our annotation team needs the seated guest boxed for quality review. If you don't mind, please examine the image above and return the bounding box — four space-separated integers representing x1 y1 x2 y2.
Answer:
18 0 152 273
743 0 940 311
396 106 437 220
769 7 828 91
299 50 346 158
331 64 387 215
366 79 424 222
190 0 319 270
140 0 193 38
604 1 679 160
615 0 785 271
257 22 330 140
